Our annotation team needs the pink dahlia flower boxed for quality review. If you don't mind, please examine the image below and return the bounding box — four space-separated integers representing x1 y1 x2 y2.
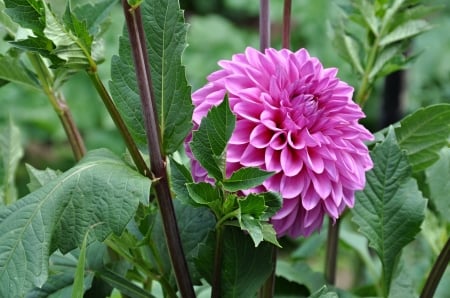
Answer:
186 47 373 238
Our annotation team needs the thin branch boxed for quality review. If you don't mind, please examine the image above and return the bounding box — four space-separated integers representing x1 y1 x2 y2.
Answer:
121 2 195 297
259 0 271 51
420 237 450 298
282 0 292 49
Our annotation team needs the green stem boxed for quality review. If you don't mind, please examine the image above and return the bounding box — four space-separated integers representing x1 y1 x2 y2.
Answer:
259 0 270 51
87 71 150 177
212 226 224 298
27 53 86 161
325 218 340 285
420 237 450 298
355 35 380 107
121 2 195 297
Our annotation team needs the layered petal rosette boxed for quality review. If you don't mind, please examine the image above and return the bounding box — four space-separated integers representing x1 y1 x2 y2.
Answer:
186 47 374 237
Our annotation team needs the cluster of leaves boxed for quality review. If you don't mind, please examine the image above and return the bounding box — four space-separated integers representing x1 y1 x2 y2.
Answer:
334 0 435 105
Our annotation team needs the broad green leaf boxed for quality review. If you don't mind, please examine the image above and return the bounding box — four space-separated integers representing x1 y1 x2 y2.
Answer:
0 55 39 89
352 128 426 295
0 0 18 35
186 182 222 216
110 0 193 154
191 97 235 181
388 258 418 298
369 45 402 80
0 149 150 298
395 104 450 172
25 164 61 192
355 0 378 36
238 194 266 217
0 119 23 205
195 228 274 298
223 167 273 192
380 19 432 47
150 200 215 286
260 191 282 220
338 33 364 75
425 148 450 222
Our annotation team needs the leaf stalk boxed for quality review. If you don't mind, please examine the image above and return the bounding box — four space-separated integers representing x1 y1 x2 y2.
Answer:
420 237 450 298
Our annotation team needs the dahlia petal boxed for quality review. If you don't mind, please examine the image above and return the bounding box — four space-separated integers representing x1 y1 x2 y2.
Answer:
229 120 255 145
302 149 325 174
303 205 322 228
269 131 288 150
227 143 246 162
272 198 298 220
324 198 339 219
265 148 282 172
301 184 321 210
234 101 263 121
264 172 283 193
280 175 306 199
240 144 265 167
280 146 303 177
250 124 273 148
310 172 332 199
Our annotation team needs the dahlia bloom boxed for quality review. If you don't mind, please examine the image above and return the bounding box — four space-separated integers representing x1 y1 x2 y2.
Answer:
186 47 373 238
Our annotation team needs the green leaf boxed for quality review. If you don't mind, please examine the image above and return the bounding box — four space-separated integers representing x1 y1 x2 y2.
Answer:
309 285 338 298
151 200 215 286
0 149 150 298
110 0 193 154
191 97 235 181
395 104 450 172
0 55 39 89
352 128 426 295
42 1 96 69
380 19 432 47
425 148 450 222
355 0 378 36
25 164 61 192
71 229 91 298
186 182 222 216
72 0 117 35
369 45 402 80
96 270 155 298
0 119 23 205
276 260 326 294
195 228 274 298
4 0 45 35
238 194 266 217
223 167 273 192
169 158 194 205
25 242 108 298
337 33 364 75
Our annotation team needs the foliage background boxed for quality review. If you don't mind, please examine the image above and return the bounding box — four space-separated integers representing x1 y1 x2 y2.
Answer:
0 0 449 296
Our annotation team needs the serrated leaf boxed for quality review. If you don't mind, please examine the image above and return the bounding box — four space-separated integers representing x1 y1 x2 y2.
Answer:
72 0 116 35
191 97 236 181
0 149 150 298
355 0 378 36
25 164 61 192
276 260 326 295
341 33 364 75
42 1 95 69
425 148 450 222
0 55 39 89
96 269 155 298
395 104 450 172
223 167 273 192
380 19 432 47
352 128 426 295
0 119 23 205
186 182 222 216
71 229 90 298
369 45 402 80
195 228 274 298
238 194 266 217
4 0 45 35
259 191 282 220
109 0 193 154
169 158 194 205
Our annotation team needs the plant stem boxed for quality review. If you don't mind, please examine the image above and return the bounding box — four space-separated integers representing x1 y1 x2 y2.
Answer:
121 2 195 297
259 0 270 51
87 71 150 177
212 226 224 298
325 218 340 285
282 0 292 49
258 246 277 298
27 53 86 161
420 237 450 298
